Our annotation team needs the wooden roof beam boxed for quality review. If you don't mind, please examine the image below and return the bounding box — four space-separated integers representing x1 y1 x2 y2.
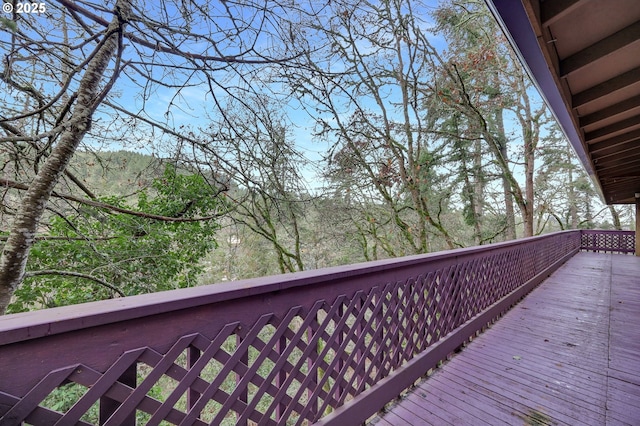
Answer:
579 94 640 127
573 66 640 108
584 115 640 142
593 150 640 171
590 132 640 157
602 177 640 195
560 21 640 77
540 0 586 27
599 162 640 178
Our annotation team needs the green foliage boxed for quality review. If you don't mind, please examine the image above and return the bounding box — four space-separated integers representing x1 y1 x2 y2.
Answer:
40 383 99 424
40 372 167 423
0 17 17 32
8 165 222 312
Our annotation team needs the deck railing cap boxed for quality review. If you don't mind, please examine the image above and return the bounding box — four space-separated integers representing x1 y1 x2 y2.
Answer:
0 230 580 346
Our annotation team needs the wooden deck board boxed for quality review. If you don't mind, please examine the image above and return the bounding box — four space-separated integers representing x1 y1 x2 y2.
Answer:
372 252 640 426
426 376 515 425
455 350 606 414
403 376 502 425
466 346 607 402
391 394 456 425
427 363 571 424
440 354 605 424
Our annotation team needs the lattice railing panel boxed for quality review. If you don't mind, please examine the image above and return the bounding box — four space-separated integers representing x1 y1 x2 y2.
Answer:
0 231 590 425
581 230 635 254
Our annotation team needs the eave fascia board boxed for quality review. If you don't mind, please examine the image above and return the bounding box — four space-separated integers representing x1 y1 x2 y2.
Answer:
484 0 605 201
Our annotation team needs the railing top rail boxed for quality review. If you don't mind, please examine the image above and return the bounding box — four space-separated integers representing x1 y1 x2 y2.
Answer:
581 229 634 234
0 230 581 346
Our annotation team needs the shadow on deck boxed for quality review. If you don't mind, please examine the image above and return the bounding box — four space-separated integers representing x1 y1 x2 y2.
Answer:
374 252 640 425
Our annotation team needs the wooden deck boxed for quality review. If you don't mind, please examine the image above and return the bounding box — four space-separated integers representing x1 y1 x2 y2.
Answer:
373 252 640 425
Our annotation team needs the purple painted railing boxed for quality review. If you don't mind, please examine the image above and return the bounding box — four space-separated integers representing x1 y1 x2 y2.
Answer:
0 230 629 425
580 229 635 254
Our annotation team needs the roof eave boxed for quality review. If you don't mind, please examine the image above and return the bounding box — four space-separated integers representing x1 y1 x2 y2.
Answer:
484 0 605 201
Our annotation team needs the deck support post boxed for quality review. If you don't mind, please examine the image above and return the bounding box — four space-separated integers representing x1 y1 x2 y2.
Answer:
636 193 640 256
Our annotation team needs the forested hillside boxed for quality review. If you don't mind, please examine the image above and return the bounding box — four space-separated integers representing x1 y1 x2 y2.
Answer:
68 150 160 197
0 0 633 314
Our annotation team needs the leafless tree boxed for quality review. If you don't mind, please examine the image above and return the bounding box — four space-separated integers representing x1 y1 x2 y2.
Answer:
179 96 314 273
0 0 317 313
279 0 462 257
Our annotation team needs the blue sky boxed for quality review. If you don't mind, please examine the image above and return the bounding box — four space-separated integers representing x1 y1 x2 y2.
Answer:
2 0 592 206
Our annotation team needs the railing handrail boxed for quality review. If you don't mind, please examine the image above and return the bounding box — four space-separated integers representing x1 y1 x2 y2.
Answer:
0 230 583 346
0 229 632 425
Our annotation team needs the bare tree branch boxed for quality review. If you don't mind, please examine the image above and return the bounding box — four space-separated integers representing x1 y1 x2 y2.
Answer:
0 178 225 222
24 269 125 297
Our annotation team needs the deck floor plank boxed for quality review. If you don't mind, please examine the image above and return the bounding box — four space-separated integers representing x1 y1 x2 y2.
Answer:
435 361 576 425
455 349 606 415
427 362 571 425
405 373 507 425
373 252 640 426
466 346 606 403
440 353 605 425
400 393 466 425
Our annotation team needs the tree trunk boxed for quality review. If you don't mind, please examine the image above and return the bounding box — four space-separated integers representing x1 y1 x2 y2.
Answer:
523 140 535 237
608 205 622 230
473 138 484 226
0 1 130 314
520 83 537 238
493 110 517 240
567 144 579 229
